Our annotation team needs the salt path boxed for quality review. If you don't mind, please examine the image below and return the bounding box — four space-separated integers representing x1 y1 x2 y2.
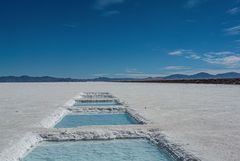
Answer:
0 82 240 161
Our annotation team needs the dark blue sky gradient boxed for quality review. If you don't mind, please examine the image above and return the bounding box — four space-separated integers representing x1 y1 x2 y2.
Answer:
1 0 240 78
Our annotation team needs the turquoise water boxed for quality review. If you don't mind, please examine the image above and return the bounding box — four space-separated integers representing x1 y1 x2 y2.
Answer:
55 114 138 128
22 139 176 161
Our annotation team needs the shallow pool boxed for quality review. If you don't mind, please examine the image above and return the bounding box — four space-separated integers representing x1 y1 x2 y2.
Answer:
22 139 176 161
54 113 139 128
74 99 121 106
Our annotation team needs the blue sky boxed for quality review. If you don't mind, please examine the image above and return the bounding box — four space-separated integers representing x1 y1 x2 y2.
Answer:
1 0 240 78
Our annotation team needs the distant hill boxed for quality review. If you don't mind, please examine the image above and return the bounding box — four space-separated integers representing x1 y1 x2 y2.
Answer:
215 72 240 79
0 72 240 82
0 76 84 82
92 77 138 82
163 72 240 80
0 75 138 82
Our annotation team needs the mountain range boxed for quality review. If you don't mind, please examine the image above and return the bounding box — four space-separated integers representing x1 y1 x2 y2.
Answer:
0 72 240 82
162 72 240 80
0 75 137 82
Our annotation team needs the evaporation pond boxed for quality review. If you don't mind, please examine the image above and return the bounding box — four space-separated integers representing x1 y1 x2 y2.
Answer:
22 139 176 161
54 113 139 128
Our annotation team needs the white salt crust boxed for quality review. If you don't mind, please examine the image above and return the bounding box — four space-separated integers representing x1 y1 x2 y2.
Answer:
1 83 239 161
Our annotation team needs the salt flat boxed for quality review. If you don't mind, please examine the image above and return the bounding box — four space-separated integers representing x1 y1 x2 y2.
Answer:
0 82 239 161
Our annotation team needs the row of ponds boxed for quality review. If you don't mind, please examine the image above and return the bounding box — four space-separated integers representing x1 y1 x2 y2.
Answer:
21 92 177 161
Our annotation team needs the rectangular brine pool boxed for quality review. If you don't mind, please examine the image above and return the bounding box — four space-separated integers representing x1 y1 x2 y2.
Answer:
22 139 176 161
55 113 139 128
74 100 121 106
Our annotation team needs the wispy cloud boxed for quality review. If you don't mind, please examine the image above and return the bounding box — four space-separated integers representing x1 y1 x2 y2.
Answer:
225 25 240 35
184 0 204 8
169 50 240 68
227 7 240 15
185 53 201 59
168 49 201 59
203 52 240 67
101 10 120 16
164 66 190 70
168 50 185 56
94 0 125 10
235 39 240 44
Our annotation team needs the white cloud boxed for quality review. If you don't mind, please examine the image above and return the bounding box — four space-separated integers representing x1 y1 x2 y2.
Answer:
169 50 240 68
203 52 240 67
227 7 240 15
225 25 240 35
168 49 201 59
235 39 240 43
94 0 125 10
185 53 201 59
203 51 234 58
168 50 185 56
